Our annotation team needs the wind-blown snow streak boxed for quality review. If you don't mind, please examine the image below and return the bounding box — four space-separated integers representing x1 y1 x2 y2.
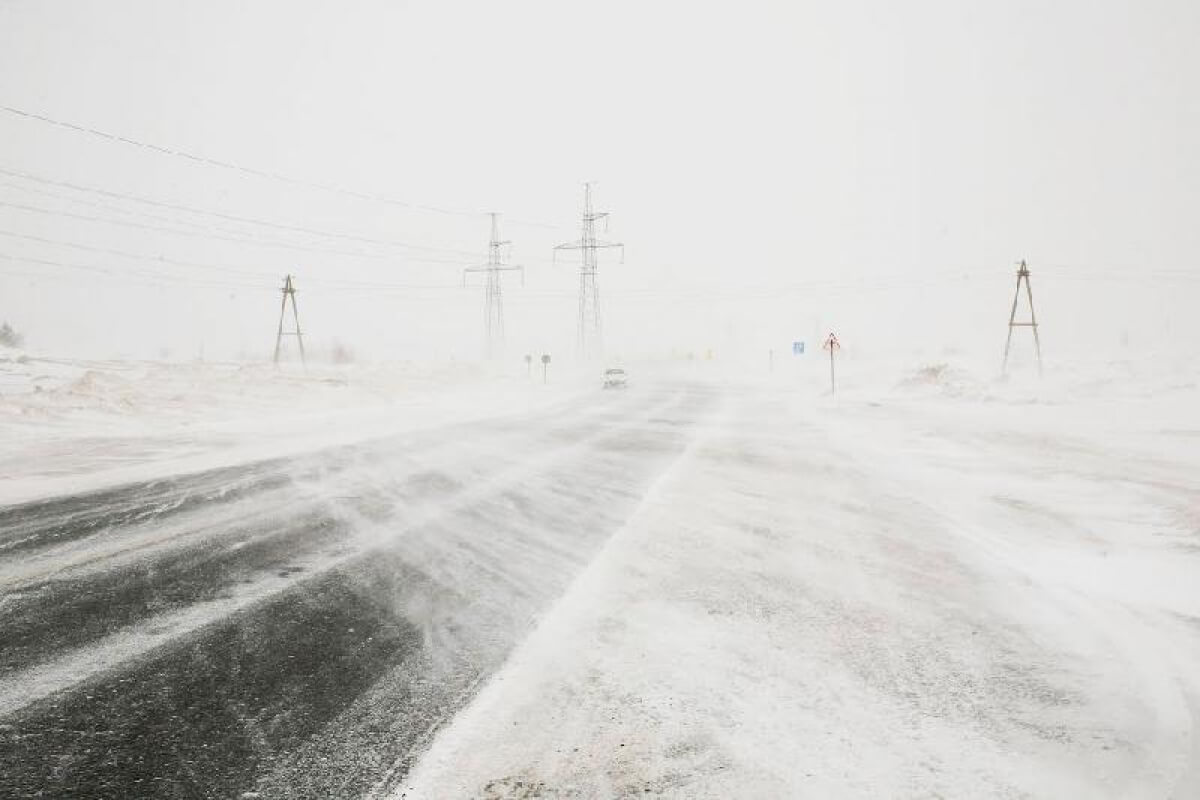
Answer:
399 377 1200 799
0 379 718 797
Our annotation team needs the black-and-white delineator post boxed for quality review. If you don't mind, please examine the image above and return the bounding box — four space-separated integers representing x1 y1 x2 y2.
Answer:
553 184 624 360
1002 259 1043 376
273 274 305 365
823 332 840 394
463 213 523 358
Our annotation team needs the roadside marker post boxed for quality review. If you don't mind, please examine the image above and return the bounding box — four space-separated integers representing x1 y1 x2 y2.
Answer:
524 353 533 378
541 353 550 384
823 333 841 395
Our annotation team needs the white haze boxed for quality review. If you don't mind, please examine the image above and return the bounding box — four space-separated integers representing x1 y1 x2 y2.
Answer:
0 0 1197 366
4 7 1200 797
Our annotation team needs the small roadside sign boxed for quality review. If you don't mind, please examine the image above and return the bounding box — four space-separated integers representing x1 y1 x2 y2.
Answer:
792 341 805 355
823 333 841 394
541 353 550 383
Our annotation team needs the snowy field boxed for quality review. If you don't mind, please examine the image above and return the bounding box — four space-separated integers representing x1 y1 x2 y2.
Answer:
0 351 590 505
1 349 1198 798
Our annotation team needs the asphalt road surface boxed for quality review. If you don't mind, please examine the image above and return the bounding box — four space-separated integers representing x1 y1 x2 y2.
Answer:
6 378 1200 799
0 383 717 798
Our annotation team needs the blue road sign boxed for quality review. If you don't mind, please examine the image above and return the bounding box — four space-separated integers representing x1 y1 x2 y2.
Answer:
793 341 805 355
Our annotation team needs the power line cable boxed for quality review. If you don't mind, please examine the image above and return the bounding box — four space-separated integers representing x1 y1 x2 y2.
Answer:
0 165 484 257
0 104 568 230
0 265 266 293
0 250 272 289
0 232 463 292
0 228 281 280
0 181 457 261
0 104 482 217
0 198 478 266
0 179 270 240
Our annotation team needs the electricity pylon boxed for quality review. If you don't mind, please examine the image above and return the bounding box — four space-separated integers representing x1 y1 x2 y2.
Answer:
1002 259 1042 376
463 213 523 358
553 183 623 360
273 273 305 365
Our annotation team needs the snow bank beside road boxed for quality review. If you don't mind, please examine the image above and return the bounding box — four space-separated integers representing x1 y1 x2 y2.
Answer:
0 355 589 504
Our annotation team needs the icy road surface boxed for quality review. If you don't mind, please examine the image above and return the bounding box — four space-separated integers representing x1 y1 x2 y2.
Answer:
2 374 1199 798
0 382 710 797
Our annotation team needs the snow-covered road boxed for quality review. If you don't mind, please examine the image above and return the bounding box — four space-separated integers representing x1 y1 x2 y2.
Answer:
2 369 1198 799
399 379 1200 799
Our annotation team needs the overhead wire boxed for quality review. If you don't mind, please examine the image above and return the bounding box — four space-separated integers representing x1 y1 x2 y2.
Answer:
0 181 565 271
0 165 484 257
0 264 213 290
0 234 468 293
5 106 1192 302
0 227 284 280
0 179 277 241
0 250 273 290
0 104 569 231
0 198 482 266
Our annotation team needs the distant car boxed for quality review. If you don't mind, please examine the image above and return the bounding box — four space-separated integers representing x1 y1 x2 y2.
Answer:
602 368 627 389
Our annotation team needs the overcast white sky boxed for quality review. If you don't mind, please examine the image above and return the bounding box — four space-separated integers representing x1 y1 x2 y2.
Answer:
0 0 1196 364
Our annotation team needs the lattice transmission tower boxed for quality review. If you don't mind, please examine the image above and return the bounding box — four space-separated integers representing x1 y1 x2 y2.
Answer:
553 184 623 359
463 213 523 358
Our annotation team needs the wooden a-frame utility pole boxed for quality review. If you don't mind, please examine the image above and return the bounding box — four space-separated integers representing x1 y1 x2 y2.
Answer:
1002 259 1041 376
273 273 306 366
